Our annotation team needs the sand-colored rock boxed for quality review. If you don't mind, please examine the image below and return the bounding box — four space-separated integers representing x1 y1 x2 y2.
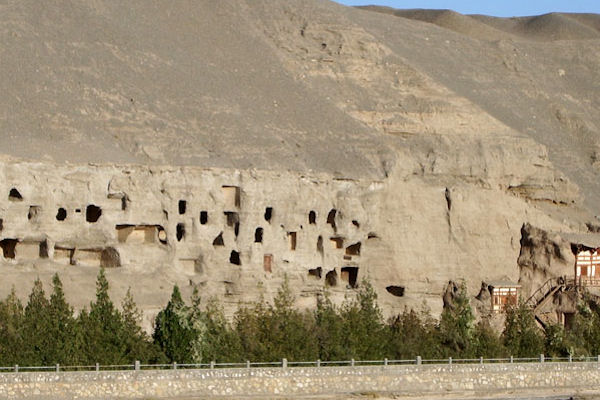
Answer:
0 0 598 326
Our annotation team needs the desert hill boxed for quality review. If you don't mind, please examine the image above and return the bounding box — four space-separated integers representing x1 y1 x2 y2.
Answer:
0 0 599 325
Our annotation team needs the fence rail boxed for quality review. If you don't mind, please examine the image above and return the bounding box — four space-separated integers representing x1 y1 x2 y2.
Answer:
2 354 600 373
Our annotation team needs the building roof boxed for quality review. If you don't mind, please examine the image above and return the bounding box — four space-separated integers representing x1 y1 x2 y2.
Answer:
488 276 521 288
559 232 600 250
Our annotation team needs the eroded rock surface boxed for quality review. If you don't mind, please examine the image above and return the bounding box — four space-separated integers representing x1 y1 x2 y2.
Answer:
0 0 599 327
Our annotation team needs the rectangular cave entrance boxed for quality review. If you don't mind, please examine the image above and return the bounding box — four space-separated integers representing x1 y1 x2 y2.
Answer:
222 186 241 210
330 237 344 249
15 241 43 260
116 225 158 244
54 246 74 265
263 254 273 273
288 232 297 251
0 239 18 259
74 249 102 267
341 266 358 288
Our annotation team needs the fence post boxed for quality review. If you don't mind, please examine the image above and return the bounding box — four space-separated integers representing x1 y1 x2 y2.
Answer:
210 361 215 369
56 364 60 373
384 358 388 366
172 362 177 370
135 360 140 371
282 358 287 369
448 357 452 365
246 360 250 369
540 354 545 363
416 356 422 365
569 354 572 363
510 356 513 363
479 357 483 364
597 355 600 363
317 359 321 368
14 365 18 373
95 363 99 372
351 358 355 367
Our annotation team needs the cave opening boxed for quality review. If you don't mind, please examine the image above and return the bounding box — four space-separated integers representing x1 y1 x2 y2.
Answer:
325 269 337 287
176 223 185 241
309 210 317 224
56 208 67 221
308 267 322 279
345 242 361 256
86 205 102 223
0 239 17 259
264 207 273 223
179 200 187 215
230 250 241 265
225 211 239 227
213 232 224 246
254 227 263 243
288 232 297 250
222 186 241 209
200 211 208 225
341 266 359 288
386 286 405 297
327 209 337 230
8 188 22 201
28 206 41 221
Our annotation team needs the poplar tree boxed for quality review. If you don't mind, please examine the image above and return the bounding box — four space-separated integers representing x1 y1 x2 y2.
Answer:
0 288 24 365
153 285 196 363
315 294 347 361
78 268 126 364
21 279 51 365
47 274 79 365
339 280 387 360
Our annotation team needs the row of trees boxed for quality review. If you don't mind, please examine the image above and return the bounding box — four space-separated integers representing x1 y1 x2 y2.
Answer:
1 270 600 366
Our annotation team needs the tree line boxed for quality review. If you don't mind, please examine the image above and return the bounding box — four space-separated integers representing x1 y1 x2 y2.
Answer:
1 269 599 366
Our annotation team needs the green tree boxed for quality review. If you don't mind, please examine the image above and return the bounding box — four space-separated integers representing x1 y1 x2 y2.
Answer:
200 298 243 363
502 301 544 358
234 301 269 361
388 306 442 359
471 319 506 358
78 268 127 364
235 279 318 362
21 278 52 365
437 282 475 357
153 285 196 363
120 288 165 363
0 288 24 365
544 323 569 357
46 274 80 365
338 280 387 360
563 297 600 356
265 279 318 361
314 294 347 361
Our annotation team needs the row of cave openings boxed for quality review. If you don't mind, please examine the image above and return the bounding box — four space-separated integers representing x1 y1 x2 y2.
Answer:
0 237 120 268
303 266 405 297
8 186 102 223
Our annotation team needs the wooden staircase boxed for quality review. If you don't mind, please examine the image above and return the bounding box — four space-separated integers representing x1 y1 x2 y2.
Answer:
524 277 573 328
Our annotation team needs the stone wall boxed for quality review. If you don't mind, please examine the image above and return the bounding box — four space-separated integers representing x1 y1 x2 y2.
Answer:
0 362 598 399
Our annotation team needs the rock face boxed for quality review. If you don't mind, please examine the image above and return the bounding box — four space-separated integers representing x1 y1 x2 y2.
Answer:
0 0 599 327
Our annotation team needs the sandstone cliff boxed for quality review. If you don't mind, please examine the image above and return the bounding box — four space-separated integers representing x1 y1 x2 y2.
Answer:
0 0 599 328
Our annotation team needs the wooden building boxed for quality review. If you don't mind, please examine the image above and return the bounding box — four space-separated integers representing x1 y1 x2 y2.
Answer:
489 278 520 312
